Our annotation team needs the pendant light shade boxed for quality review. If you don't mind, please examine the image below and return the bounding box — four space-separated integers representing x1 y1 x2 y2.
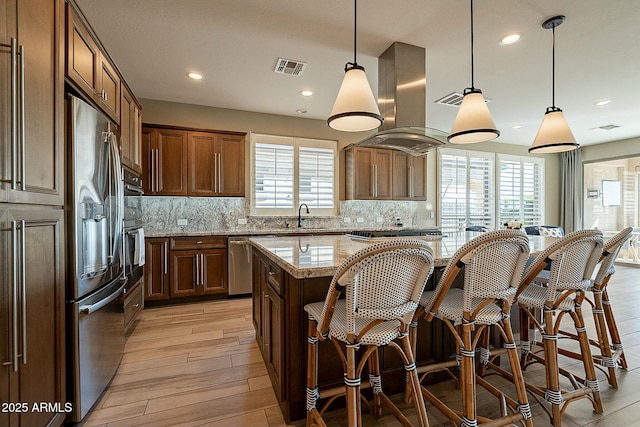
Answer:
529 15 579 154
327 0 383 132
448 0 499 144
328 64 383 132
449 88 499 144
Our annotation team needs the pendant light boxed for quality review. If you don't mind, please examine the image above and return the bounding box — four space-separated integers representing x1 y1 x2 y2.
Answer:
448 0 499 144
529 16 578 153
327 0 383 132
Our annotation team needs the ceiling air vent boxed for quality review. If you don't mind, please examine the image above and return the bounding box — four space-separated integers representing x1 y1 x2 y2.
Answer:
597 124 620 130
435 92 493 107
274 58 307 76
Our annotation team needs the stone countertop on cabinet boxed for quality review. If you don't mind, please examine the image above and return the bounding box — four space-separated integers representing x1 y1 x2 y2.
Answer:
249 233 553 280
143 226 432 238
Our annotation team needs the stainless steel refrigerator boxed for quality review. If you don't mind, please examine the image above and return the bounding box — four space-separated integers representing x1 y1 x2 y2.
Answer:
66 95 126 422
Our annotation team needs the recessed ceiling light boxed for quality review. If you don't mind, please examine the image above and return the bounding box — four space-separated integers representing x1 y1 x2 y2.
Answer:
594 99 612 106
511 124 523 129
499 33 521 46
186 72 203 80
296 109 308 114
300 90 313 97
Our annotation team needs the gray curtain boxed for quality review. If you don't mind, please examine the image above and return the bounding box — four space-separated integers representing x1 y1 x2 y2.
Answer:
560 148 583 232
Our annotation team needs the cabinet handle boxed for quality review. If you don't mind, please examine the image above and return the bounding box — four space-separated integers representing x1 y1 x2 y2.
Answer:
20 220 26 366
164 242 168 275
409 166 414 198
268 271 275 276
18 44 25 190
374 164 378 197
3 39 18 189
217 153 222 193
201 254 205 286
11 221 19 371
195 254 200 285
154 149 160 192
370 164 375 197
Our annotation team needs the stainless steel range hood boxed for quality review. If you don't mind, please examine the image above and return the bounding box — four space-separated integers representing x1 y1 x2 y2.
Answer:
356 42 447 155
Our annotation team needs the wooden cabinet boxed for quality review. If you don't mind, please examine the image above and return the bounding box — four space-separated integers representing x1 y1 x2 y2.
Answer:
66 4 120 122
142 127 188 195
392 151 426 200
123 277 144 335
169 236 228 298
144 237 170 301
0 206 65 427
120 84 142 174
346 146 426 200
345 147 393 200
0 0 64 206
253 250 285 401
142 125 245 197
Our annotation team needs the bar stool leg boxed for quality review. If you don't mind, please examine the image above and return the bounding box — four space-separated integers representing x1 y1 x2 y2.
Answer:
590 288 618 387
541 308 563 427
399 333 430 427
602 287 628 369
367 348 383 416
572 299 604 414
502 318 533 427
345 343 361 427
460 323 477 427
306 317 320 427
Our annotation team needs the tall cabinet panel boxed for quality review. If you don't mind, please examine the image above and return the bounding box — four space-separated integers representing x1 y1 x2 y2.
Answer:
142 127 188 195
1 0 63 206
1 206 65 427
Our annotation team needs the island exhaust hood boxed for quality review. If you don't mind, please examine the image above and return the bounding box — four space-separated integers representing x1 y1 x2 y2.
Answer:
356 42 448 155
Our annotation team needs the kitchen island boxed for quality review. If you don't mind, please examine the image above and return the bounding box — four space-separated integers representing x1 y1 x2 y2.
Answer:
250 233 551 422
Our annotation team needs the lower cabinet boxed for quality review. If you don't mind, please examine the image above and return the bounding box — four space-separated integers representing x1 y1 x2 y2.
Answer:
123 277 144 335
144 237 170 301
144 235 228 303
0 206 65 427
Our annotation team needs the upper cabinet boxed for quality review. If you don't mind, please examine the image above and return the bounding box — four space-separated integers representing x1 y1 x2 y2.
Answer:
120 84 142 174
345 146 426 201
143 125 246 197
392 151 426 200
345 147 393 200
66 4 120 122
0 0 64 206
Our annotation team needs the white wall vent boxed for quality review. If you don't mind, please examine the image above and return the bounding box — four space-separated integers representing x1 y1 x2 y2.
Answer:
274 58 307 76
598 124 620 130
435 92 492 107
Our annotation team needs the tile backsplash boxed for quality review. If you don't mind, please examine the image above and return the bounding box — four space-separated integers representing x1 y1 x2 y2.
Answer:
141 197 420 234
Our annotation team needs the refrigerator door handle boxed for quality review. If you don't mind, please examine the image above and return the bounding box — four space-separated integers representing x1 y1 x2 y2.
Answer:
11 220 19 371
19 220 26 365
79 280 127 315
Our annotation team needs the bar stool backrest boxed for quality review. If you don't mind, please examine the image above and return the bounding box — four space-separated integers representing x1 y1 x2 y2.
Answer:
316 239 435 338
424 229 530 317
594 227 633 286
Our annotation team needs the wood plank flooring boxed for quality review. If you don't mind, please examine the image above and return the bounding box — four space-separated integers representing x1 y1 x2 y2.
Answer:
81 266 640 426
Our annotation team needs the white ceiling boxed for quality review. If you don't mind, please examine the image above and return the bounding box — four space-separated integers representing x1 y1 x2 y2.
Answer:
76 0 639 147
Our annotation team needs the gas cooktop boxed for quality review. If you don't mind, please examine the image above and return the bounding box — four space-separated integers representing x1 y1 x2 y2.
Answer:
347 228 442 239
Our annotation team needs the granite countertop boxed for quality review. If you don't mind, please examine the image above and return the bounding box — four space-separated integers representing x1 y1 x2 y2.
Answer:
249 233 552 279
144 226 432 238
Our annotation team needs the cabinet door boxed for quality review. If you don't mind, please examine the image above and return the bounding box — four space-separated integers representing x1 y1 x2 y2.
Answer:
201 249 227 294
373 149 392 199
351 148 374 199
3 0 63 206
97 54 120 122
155 128 188 195
170 250 199 297
119 86 133 170
187 131 217 196
217 134 245 196
66 5 99 102
392 151 411 200
1 206 65 427
131 103 142 174
410 155 426 200
144 238 169 301
141 127 153 194
263 282 284 400
252 252 263 343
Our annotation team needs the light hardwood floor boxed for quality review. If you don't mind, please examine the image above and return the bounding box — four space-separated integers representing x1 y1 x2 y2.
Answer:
82 266 640 427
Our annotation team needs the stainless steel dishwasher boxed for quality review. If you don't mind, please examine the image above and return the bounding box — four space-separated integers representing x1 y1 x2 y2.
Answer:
228 236 253 295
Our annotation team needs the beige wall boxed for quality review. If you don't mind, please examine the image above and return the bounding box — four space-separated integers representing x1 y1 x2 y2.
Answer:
141 98 563 225
581 136 640 163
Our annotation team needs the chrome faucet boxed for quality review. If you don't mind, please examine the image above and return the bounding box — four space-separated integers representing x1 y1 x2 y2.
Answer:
297 203 309 228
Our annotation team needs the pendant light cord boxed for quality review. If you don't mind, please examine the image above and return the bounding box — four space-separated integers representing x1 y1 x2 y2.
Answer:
470 0 475 89
353 0 358 65
551 24 556 108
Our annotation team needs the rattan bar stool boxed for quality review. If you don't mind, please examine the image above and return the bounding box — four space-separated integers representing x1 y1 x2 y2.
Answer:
556 226 633 388
513 229 604 427
304 239 435 427
409 229 533 427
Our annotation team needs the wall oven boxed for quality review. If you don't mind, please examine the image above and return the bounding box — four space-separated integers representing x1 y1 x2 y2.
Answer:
123 169 144 285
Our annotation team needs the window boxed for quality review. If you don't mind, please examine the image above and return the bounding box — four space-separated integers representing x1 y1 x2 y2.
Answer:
438 148 545 234
251 134 337 216
438 148 495 234
497 154 544 227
